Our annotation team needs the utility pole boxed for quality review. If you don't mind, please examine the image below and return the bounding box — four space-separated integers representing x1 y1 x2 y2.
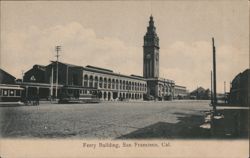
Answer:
50 66 54 100
212 37 217 112
55 45 61 99
211 70 213 105
163 78 165 101
118 72 120 100
224 81 226 103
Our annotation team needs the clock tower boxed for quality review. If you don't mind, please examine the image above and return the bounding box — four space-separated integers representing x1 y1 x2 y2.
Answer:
143 15 160 78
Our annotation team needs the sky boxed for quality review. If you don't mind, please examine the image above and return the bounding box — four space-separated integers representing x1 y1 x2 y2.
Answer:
0 1 249 93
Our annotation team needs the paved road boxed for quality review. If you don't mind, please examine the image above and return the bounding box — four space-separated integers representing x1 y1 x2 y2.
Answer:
0 100 211 139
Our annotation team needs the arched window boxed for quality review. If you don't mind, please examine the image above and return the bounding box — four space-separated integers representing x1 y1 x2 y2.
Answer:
99 77 103 88
104 78 107 89
94 76 98 88
112 79 115 89
115 79 119 89
83 74 88 87
123 80 125 90
89 76 93 87
108 78 111 89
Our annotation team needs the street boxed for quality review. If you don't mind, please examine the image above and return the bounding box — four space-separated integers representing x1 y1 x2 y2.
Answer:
0 100 211 139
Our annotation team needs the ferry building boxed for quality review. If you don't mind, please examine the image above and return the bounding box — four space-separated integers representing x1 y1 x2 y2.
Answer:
16 16 186 101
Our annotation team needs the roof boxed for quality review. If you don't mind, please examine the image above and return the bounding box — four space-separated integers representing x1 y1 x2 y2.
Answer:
50 61 82 68
83 67 146 81
175 85 186 88
85 65 113 73
0 69 16 80
190 87 209 94
33 65 46 71
0 84 24 90
0 69 16 84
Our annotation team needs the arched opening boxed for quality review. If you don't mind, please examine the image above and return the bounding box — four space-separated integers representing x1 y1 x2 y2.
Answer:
99 77 103 88
119 93 122 100
122 80 125 90
120 80 122 90
112 79 115 89
115 79 119 89
83 74 88 87
104 91 107 99
126 81 129 90
104 78 107 88
89 75 93 88
98 91 102 98
108 92 111 100
94 76 98 88
113 92 118 100
108 78 111 89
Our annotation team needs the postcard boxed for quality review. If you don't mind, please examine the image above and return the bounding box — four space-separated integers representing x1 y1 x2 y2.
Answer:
0 0 249 158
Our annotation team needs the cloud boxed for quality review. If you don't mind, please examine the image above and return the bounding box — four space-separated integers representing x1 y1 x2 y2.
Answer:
1 22 248 93
1 22 142 78
160 41 248 92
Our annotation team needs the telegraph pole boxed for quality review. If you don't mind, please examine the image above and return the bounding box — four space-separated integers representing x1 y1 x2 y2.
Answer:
21 70 24 82
163 78 166 101
50 66 54 100
118 72 120 100
211 70 213 105
212 37 217 112
224 81 226 103
55 45 61 99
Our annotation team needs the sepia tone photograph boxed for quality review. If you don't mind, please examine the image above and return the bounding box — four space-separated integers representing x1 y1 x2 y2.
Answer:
0 0 249 157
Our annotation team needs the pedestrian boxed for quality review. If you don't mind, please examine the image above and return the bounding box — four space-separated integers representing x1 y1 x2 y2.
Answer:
36 95 40 105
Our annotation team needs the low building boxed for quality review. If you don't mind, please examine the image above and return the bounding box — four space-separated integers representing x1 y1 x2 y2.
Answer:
228 69 249 106
22 61 147 101
189 87 211 100
174 85 188 99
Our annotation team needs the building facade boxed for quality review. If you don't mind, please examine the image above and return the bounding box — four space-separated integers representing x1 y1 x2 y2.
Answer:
174 85 188 99
20 15 183 101
228 69 249 106
22 62 147 101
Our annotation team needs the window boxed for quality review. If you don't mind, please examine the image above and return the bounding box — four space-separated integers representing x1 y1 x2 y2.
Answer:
0 89 2 96
3 90 8 96
16 90 21 96
30 75 36 81
10 90 14 96
73 74 79 85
